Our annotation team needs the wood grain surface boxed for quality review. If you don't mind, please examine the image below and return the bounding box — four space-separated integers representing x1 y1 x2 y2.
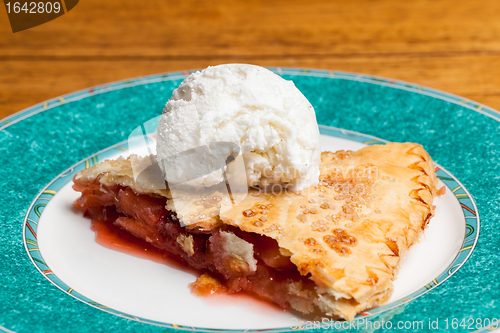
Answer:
1 0 500 118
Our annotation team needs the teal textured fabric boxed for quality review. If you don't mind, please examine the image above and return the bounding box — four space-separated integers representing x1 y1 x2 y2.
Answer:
0 69 498 333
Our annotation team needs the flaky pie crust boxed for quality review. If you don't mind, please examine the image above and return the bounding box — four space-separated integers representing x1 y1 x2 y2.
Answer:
73 142 438 320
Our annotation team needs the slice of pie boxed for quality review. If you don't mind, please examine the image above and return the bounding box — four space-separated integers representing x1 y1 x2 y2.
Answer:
72 142 438 320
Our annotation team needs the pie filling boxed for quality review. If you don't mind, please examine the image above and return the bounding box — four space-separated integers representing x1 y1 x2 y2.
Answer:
71 143 440 321
73 180 319 314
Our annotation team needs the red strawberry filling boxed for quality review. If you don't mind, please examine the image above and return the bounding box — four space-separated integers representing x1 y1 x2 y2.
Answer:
73 180 317 312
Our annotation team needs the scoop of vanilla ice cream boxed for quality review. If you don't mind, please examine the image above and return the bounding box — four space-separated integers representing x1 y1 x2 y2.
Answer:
156 64 321 191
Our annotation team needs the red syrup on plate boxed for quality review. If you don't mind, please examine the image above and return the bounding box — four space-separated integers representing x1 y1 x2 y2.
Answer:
189 274 285 313
90 219 197 274
90 219 286 314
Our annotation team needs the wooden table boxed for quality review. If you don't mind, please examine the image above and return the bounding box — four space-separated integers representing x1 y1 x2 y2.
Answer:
1 0 500 119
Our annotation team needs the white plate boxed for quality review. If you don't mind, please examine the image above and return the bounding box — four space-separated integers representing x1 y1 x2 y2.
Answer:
31 128 470 330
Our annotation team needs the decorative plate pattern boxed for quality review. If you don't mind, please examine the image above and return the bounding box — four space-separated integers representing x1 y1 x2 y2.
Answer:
1 67 499 333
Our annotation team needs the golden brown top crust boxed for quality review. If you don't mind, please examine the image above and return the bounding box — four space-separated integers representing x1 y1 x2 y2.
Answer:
220 142 438 310
73 154 171 198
